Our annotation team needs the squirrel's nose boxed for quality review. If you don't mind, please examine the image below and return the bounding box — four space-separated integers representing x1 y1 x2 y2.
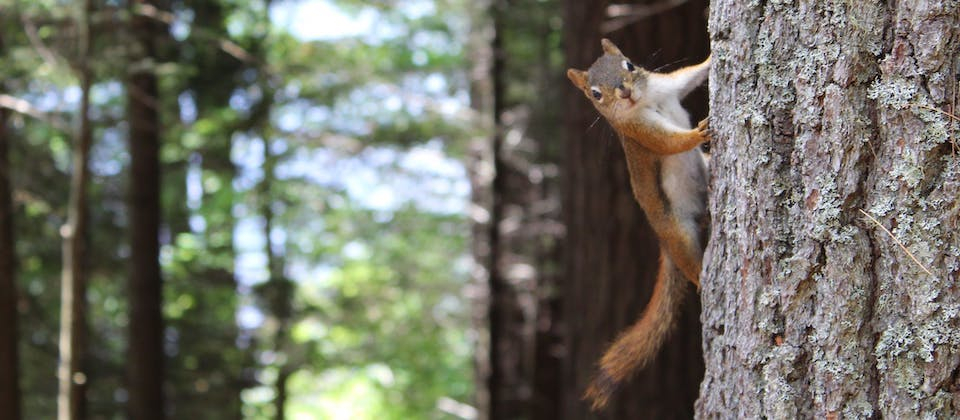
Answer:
617 84 632 99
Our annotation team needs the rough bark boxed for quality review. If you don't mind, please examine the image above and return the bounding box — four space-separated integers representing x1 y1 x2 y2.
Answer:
699 1 960 418
562 0 709 418
0 32 22 419
57 1 93 417
127 1 166 418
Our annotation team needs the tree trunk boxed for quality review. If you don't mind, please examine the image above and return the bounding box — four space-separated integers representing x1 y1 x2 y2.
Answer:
57 1 93 417
262 144 293 420
467 0 494 416
127 1 165 418
0 32 22 420
562 0 709 418
699 1 960 417
486 1 522 418
480 1 569 417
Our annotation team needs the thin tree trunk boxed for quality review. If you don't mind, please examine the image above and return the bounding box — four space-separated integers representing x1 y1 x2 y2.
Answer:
0 31 22 420
127 1 165 418
486 0 519 417
261 146 292 420
57 1 93 417
274 368 289 420
466 0 494 416
699 1 960 417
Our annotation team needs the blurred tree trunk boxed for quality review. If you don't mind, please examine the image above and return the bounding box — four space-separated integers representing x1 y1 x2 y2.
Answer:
127 1 166 418
472 0 566 418
561 0 709 418
486 1 517 417
57 1 93 418
467 1 494 415
0 32 22 420
261 139 293 420
699 1 960 417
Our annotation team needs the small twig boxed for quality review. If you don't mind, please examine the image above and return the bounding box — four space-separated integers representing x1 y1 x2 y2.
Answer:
913 103 959 155
21 15 62 69
602 0 690 34
858 209 934 276
134 3 260 66
914 103 960 122
0 94 70 132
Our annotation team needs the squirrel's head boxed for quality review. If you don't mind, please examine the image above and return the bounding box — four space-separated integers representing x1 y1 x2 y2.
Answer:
567 39 648 122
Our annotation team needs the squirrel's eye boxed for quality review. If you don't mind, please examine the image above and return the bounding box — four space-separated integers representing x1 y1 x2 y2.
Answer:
590 87 602 100
622 60 636 72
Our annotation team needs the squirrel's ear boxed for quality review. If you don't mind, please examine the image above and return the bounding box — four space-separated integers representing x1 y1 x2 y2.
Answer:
567 68 588 90
601 38 623 56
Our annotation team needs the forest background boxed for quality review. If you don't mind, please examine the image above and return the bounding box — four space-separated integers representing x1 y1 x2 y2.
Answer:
4 0 748 418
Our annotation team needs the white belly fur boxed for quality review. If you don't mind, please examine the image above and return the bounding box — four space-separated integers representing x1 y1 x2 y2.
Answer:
661 150 706 220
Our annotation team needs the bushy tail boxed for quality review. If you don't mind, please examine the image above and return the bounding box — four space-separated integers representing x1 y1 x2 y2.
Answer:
583 253 686 410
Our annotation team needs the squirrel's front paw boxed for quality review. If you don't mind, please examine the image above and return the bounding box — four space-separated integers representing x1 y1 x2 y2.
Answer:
696 118 712 142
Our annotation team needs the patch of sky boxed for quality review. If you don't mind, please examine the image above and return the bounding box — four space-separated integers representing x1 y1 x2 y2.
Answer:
63 85 81 105
169 8 192 41
270 220 288 251
189 215 207 234
229 86 260 116
272 101 335 136
186 153 206 233
410 28 459 58
237 304 266 330
28 84 79 114
282 80 301 99
275 139 468 214
398 0 436 19
290 261 336 290
231 133 265 192
91 80 123 105
89 128 127 177
277 108 302 133
179 91 198 124
342 241 370 260
269 0 387 41
235 221 269 283
186 153 203 210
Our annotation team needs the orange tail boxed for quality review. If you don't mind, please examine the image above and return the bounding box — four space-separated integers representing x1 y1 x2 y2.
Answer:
583 253 686 410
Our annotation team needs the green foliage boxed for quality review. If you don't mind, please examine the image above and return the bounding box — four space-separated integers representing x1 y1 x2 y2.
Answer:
6 0 475 418
290 203 472 419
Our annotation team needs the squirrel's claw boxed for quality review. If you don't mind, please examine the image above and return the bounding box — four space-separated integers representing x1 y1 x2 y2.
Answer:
696 118 712 142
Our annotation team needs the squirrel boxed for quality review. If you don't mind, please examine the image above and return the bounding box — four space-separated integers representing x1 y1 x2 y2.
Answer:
567 38 711 410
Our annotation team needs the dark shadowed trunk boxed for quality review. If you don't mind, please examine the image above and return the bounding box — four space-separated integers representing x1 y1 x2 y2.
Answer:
0 31 22 420
486 0 514 417
127 1 165 418
699 1 960 417
562 0 709 418
262 142 293 420
57 1 93 417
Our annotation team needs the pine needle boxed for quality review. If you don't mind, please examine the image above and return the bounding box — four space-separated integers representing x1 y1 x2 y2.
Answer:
858 209 934 276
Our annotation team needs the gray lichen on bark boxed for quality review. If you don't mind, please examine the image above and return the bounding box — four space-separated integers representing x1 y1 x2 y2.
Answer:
698 0 959 418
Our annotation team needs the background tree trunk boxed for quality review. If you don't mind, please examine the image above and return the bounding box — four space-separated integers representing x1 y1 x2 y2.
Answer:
699 1 960 417
57 0 93 417
127 1 166 418
0 32 22 420
486 1 514 416
562 0 710 418
472 0 568 418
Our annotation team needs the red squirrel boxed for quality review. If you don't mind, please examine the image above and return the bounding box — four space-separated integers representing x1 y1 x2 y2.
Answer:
567 38 711 410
